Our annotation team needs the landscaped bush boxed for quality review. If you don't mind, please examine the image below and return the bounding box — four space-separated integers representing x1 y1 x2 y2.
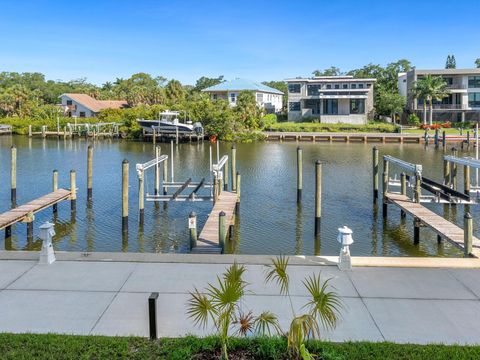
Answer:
407 114 421 126
264 122 397 133
260 114 278 128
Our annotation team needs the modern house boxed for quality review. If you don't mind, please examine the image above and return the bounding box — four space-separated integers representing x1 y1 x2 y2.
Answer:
286 76 376 124
202 78 283 113
398 68 480 122
59 93 128 118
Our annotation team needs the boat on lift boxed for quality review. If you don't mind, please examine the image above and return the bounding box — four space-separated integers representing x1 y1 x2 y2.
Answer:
137 110 203 135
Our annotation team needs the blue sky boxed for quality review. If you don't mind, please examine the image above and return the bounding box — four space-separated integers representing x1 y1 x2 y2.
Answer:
1 0 479 85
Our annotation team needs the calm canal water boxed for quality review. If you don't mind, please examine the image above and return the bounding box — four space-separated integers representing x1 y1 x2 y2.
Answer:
0 135 477 257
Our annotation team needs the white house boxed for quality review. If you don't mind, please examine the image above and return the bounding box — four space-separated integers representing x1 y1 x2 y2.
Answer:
202 78 284 113
59 93 128 118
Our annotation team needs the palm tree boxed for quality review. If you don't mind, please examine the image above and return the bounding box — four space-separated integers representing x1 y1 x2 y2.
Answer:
412 75 448 126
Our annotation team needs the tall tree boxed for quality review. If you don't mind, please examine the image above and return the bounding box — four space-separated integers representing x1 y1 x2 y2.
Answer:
445 55 456 69
312 66 341 77
475 58 480 68
193 76 224 91
165 79 185 104
413 75 448 125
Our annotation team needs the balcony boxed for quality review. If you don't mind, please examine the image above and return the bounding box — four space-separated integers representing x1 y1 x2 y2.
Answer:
446 84 467 89
431 104 467 110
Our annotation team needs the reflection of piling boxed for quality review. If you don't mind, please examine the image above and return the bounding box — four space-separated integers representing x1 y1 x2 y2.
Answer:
70 170 77 213
53 170 58 214
372 146 379 204
464 213 473 257
314 160 322 236
87 145 93 201
442 131 446 150
443 159 451 186
434 129 439 148
152 128 156 146
11 146 16 207
413 218 420 244
297 147 302 203
231 145 237 191
451 147 458 190
122 159 129 233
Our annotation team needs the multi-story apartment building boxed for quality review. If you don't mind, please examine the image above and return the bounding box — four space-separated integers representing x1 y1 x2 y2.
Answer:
202 78 283 113
398 68 480 122
286 76 376 124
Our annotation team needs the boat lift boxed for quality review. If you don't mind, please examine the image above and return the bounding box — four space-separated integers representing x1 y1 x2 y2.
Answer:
384 155 473 204
135 141 227 203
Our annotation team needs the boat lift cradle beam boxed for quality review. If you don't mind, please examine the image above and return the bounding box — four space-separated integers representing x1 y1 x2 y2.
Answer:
443 155 480 169
383 155 422 175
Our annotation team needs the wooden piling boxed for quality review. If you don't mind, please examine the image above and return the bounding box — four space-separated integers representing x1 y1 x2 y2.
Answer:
413 217 420 244
443 159 451 186
138 169 144 225
70 170 77 213
189 211 197 250
315 160 322 236
53 170 58 214
414 171 421 203
87 145 93 201
434 128 439 148
442 130 446 150
372 146 379 204
382 158 389 217
163 155 168 195
176 127 179 145
155 146 160 195
122 159 129 233
26 212 34 240
467 131 470 148
152 128 156 146
219 211 226 253
28 125 32 137
451 147 458 190
224 157 229 191
464 212 473 257
297 147 302 203
464 165 471 195
231 145 237 191
236 172 241 214
400 172 406 218
10 145 16 207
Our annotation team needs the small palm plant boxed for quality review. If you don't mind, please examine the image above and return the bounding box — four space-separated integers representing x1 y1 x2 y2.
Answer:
187 262 281 360
265 255 343 359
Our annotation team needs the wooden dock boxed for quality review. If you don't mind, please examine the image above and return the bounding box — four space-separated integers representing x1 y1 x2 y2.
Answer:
385 193 480 257
264 132 422 143
0 189 71 231
191 191 237 254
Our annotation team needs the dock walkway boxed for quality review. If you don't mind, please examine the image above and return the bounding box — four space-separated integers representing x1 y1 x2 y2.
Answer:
192 191 237 254
385 193 480 257
0 189 71 230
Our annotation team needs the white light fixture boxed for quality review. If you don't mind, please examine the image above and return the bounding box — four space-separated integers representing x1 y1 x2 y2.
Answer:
337 226 353 271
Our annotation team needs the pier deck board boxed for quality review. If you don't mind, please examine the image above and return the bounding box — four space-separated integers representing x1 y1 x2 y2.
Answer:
386 193 480 257
0 189 71 230
192 191 237 254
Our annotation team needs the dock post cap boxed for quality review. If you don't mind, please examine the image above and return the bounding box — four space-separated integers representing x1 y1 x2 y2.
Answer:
189 211 197 217
297 146 301 150
11 145 16 149
70 169 76 173
464 212 472 219
219 211 226 216
373 145 378 150
232 144 236 149
88 144 93 149
122 159 129 164
316 160 322 165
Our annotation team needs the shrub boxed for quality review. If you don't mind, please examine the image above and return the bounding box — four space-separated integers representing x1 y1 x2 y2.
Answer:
260 114 277 128
407 114 421 126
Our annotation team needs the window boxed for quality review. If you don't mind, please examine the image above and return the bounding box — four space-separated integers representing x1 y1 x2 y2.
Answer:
66 100 72 105
326 84 332 89
334 84 340 89
468 76 480 88
367 83 372 88
351 84 357 89
212 94 217 100
444 77 453 86
230 93 236 103
322 99 338 115
289 102 301 111
307 85 321 96
257 93 263 102
288 84 301 93
343 84 348 89
79 111 86 118
358 84 364 89
350 99 365 114
469 93 480 107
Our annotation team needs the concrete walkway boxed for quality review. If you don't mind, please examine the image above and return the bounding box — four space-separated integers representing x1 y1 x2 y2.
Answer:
1 252 480 345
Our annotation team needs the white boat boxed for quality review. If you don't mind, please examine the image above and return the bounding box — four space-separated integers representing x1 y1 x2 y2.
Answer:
137 111 203 135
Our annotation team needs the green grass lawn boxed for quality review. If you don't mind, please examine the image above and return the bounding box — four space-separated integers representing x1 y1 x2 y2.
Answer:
402 128 464 135
0 334 479 359
265 122 398 133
